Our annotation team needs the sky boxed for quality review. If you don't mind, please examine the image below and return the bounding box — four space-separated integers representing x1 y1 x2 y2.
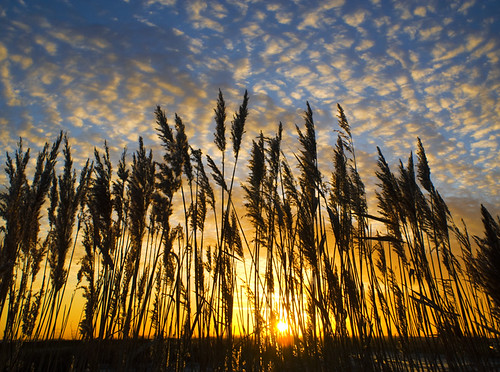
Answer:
0 0 498 235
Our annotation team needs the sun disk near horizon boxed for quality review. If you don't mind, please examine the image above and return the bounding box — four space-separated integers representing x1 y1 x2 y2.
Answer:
277 320 288 333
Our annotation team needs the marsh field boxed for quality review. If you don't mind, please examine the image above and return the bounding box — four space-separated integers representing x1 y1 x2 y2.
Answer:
0 91 499 371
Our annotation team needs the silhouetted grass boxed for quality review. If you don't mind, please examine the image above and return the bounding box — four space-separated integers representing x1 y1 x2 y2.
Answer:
0 90 498 371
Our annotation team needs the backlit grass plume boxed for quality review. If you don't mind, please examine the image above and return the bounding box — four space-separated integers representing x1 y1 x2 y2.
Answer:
0 90 497 372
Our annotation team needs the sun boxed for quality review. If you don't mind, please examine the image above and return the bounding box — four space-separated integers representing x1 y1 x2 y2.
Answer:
276 320 288 333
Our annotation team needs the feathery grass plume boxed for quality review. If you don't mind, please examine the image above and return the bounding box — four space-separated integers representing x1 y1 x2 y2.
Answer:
0 139 30 316
396 155 434 274
474 205 500 310
336 104 371 252
398 154 435 253
48 135 88 293
397 154 441 294
295 102 321 244
296 102 321 199
191 150 206 232
88 142 114 268
153 106 186 339
329 136 352 252
206 155 228 191
416 137 432 193
155 106 182 194
1 133 62 339
198 151 215 210
329 127 371 353
243 134 266 346
230 90 248 157
336 102 370 228
266 122 282 180
295 102 332 352
112 149 130 229
336 103 351 141
297 203 317 269
190 150 209 339
122 137 155 338
350 165 368 217
455 221 483 294
210 91 227 342
172 113 196 343
22 132 62 260
398 153 461 345
243 134 266 233
416 140 468 342
262 125 282 339
417 139 458 277
217 89 249 277
44 136 90 339
214 89 227 152
396 154 419 226
416 138 448 230
280 157 299 206
375 147 407 265
190 148 212 339
154 107 186 336
87 144 125 340
175 113 193 184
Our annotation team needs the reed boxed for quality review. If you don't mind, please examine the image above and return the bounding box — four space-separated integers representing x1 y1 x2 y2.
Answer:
0 91 498 371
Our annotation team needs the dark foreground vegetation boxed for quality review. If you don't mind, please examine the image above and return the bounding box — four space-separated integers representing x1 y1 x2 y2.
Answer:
0 90 499 371
1 337 499 371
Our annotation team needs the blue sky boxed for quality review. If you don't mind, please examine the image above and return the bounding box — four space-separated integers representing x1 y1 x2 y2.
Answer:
0 0 498 233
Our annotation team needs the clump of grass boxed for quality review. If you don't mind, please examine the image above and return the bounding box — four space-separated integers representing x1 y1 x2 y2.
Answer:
0 90 498 372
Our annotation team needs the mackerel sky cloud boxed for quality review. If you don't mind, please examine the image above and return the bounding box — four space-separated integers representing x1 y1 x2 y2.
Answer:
0 0 498 232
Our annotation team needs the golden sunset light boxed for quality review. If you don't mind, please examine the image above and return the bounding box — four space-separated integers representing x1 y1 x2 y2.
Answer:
276 321 288 333
0 0 499 370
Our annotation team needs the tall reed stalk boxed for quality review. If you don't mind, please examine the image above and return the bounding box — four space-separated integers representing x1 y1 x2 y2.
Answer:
0 91 498 372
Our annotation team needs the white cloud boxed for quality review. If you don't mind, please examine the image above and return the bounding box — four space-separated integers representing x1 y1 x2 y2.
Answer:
419 25 442 40
466 35 483 51
186 0 223 32
132 59 155 73
263 38 286 57
432 43 466 62
414 6 426 17
0 62 21 106
355 39 374 51
344 10 366 27
458 0 476 14
211 2 228 19
275 12 292 24
0 43 7 61
145 0 176 6
10 55 33 69
298 11 321 30
233 58 251 81
34 35 57 55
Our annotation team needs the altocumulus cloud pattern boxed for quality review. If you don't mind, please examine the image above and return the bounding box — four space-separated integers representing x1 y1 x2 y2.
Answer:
0 0 498 232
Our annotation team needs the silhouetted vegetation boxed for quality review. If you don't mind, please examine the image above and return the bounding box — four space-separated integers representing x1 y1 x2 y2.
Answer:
0 90 498 371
